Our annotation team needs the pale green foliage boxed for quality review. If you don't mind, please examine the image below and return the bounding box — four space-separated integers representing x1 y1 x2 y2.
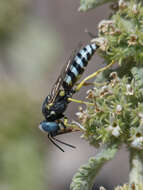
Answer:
79 0 116 11
70 144 119 190
131 67 143 89
129 149 143 185
80 75 143 149
71 0 143 189
99 183 143 189
97 1 143 66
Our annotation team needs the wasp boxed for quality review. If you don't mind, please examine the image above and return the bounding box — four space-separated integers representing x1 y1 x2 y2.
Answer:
39 42 114 152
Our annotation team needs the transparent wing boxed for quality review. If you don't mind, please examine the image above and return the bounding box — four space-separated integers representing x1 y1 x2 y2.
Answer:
49 42 83 104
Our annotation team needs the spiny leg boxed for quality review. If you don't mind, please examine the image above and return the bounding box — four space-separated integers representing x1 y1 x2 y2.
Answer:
75 82 107 89
62 117 83 132
75 60 115 92
72 120 85 131
75 82 93 87
62 117 75 128
62 117 80 131
57 118 80 133
68 97 94 106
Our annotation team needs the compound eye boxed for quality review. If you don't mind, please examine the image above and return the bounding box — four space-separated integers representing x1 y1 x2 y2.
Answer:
38 121 58 133
38 122 47 133
38 121 50 133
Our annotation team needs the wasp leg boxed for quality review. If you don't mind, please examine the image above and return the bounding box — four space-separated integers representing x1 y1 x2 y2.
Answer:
75 82 107 89
72 120 85 131
75 82 94 87
75 60 115 92
58 117 80 132
57 117 72 129
59 119 67 129
62 117 82 133
61 117 78 129
57 118 80 133
68 97 94 106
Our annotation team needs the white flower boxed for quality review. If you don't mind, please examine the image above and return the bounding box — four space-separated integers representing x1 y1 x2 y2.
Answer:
110 72 120 86
128 34 138 46
110 72 118 79
118 0 127 9
138 113 143 125
116 105 122 114
86 89 94 99
98 20 115 34
138 112 143 119
76 111 83 119
131 136 143 150
132 4 138 15
76 107 88 124
107 124 121 137
100 85 110 96
126 84 134 95
91 37 108 51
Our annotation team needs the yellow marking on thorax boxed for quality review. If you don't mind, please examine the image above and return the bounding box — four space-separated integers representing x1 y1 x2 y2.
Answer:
59 90 65 97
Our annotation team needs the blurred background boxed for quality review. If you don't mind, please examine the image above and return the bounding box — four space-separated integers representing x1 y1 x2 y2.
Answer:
0 0 129 189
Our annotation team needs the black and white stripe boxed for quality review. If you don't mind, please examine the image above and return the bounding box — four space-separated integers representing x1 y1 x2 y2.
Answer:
63 43 97 90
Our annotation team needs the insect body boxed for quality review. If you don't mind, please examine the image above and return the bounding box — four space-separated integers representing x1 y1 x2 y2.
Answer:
39 43 98 151
63 43 97 89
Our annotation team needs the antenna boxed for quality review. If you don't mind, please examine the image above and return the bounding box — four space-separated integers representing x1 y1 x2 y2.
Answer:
47 134 76 152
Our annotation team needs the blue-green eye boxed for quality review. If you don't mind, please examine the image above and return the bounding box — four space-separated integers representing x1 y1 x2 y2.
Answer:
39 121 59 133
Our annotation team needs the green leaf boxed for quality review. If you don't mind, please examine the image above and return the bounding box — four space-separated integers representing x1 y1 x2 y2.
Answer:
70 144 119 190
131 67 143 88
79 0 115 12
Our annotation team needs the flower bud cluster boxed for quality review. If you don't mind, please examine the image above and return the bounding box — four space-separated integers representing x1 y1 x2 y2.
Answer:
76 73 143 149
93 0 143 66
99 183 143 190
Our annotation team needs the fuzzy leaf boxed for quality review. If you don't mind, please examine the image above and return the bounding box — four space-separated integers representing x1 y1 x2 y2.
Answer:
70 144 119 190
79 0 116 12
131 67 143 88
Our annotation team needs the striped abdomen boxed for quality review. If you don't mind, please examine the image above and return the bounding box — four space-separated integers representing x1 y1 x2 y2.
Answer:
62 43 98 90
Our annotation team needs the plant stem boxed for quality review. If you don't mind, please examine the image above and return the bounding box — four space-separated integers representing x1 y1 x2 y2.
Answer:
129 148 143 187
